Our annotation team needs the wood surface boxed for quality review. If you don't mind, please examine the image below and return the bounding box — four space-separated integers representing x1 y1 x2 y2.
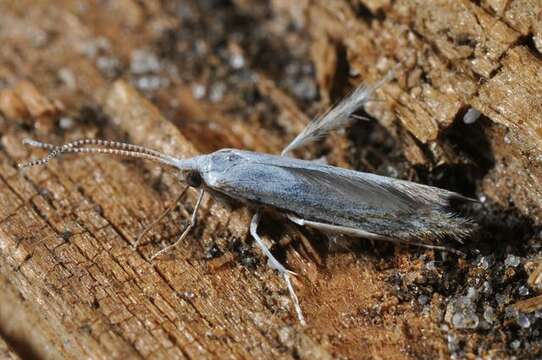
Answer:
1 1 542 359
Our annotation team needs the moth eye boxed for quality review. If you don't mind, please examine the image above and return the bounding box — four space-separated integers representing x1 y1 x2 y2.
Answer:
186 171 203 188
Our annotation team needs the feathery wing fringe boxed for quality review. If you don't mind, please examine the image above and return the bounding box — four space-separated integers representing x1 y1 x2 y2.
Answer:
281 67 396 155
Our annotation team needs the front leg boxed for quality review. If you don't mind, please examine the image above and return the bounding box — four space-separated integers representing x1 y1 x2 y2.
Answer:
250 212 306 325
150 188 205 260
133 185 189 250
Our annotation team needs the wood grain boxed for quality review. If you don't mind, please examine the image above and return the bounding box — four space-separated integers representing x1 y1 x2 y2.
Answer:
1 0 542 359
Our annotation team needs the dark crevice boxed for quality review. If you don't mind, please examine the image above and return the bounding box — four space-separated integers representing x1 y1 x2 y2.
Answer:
517 34 542 61
329 43 351 102
428 116 495 197
0 329 42 360
348 116 406 176
352 2 378 20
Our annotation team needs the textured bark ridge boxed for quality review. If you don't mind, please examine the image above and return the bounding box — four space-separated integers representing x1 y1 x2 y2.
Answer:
1 1 542 359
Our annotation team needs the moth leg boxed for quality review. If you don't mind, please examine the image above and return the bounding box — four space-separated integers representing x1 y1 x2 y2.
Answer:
133 185 189 250
250 212 306 325
287 214 464 255
150 188 205 260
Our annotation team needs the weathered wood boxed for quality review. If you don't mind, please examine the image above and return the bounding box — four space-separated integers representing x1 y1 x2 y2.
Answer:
1 0 542 359
301 0 542 219
0 80 335 358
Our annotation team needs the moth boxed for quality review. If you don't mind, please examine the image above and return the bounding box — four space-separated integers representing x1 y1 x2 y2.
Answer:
19 68 475 324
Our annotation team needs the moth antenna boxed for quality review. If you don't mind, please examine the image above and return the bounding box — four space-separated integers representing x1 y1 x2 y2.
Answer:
23 138 173 160
22 138 56 150
65 139 172 159
19 138 186 169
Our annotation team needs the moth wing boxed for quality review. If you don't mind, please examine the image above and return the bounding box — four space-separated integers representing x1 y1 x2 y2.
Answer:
276 164 468 212
281 68 396 156
209 157 455 214
283 166 420 213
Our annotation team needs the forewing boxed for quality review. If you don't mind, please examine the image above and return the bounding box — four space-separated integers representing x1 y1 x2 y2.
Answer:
283 166 420 213
207 153 453 215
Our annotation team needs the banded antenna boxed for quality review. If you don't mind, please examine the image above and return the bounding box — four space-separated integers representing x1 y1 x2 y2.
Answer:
19 138 185 169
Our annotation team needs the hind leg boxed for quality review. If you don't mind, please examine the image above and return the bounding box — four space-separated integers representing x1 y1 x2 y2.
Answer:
250 212 306 325
287 214 464 255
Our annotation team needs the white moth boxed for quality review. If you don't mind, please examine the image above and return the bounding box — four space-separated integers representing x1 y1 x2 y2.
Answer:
19 68 475 324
